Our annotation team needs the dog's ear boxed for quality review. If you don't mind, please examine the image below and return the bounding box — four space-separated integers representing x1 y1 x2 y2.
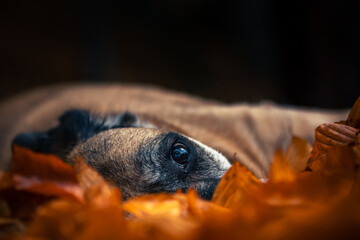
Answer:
12 109 141 159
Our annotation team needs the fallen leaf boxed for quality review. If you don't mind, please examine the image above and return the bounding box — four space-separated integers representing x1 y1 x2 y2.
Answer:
23 159 126 240
285 136 311 171
309 123 359 171
75 157 122 208
197 144 360 240
124 190 227 219
124 190 228 239
345 96 360 128
11 146 83 202
0 170 52 222
0 218 26 237
26 199 131 240
0 171 14 190
212 162 260 208
269 149 296 183
74 157 108 191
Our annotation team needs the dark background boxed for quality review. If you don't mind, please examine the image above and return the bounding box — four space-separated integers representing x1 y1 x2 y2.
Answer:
1 0 359 108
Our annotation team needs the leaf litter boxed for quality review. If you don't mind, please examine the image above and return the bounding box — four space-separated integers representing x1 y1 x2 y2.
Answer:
0 97 359 239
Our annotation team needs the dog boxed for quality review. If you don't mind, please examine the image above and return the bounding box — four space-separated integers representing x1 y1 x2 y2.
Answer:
0 84 348 199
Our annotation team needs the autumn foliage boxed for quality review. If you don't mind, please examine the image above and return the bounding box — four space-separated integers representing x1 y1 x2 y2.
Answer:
1 97 360 239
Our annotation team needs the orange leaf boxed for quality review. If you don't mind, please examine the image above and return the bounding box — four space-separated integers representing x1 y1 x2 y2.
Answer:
309 123 359 171
74 157 122 208
123 190 227 239
23 159 125 240
26 199 130 240
345 96 360 128
11 145 83 202
285 136 311 172
124 190 226 219
124 193 187 219
75 157 108 191
212 162 260 208
0 171 14 190
269 149 296 183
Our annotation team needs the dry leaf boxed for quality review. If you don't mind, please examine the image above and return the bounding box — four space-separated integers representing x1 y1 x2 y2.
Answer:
0 218 26 237
75 157 108 191
269 149 296 183
345 96 360 128
256 146 360 240
285 136 311 171
5 141 360 240
26 199 130 240
211 162 260 208
23 158 126 240
309 118 359 171
124 190 226 219
124 192 199 238
75 157 122 208
124 190 228 239
0 171 14 190
309 97 360 171
11 146 83 201
197 144 360 240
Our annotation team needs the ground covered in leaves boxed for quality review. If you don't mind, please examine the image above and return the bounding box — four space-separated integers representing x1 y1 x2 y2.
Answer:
1 98 360 240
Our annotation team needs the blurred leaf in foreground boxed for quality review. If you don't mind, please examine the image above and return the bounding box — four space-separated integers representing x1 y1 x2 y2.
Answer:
211 162 260 208
11 146 83 201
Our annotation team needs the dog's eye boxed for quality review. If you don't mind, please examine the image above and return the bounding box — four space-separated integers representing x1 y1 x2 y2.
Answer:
171 143 190 165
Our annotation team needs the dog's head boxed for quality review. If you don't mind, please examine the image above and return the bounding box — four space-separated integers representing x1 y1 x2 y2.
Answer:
12 110 230 200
